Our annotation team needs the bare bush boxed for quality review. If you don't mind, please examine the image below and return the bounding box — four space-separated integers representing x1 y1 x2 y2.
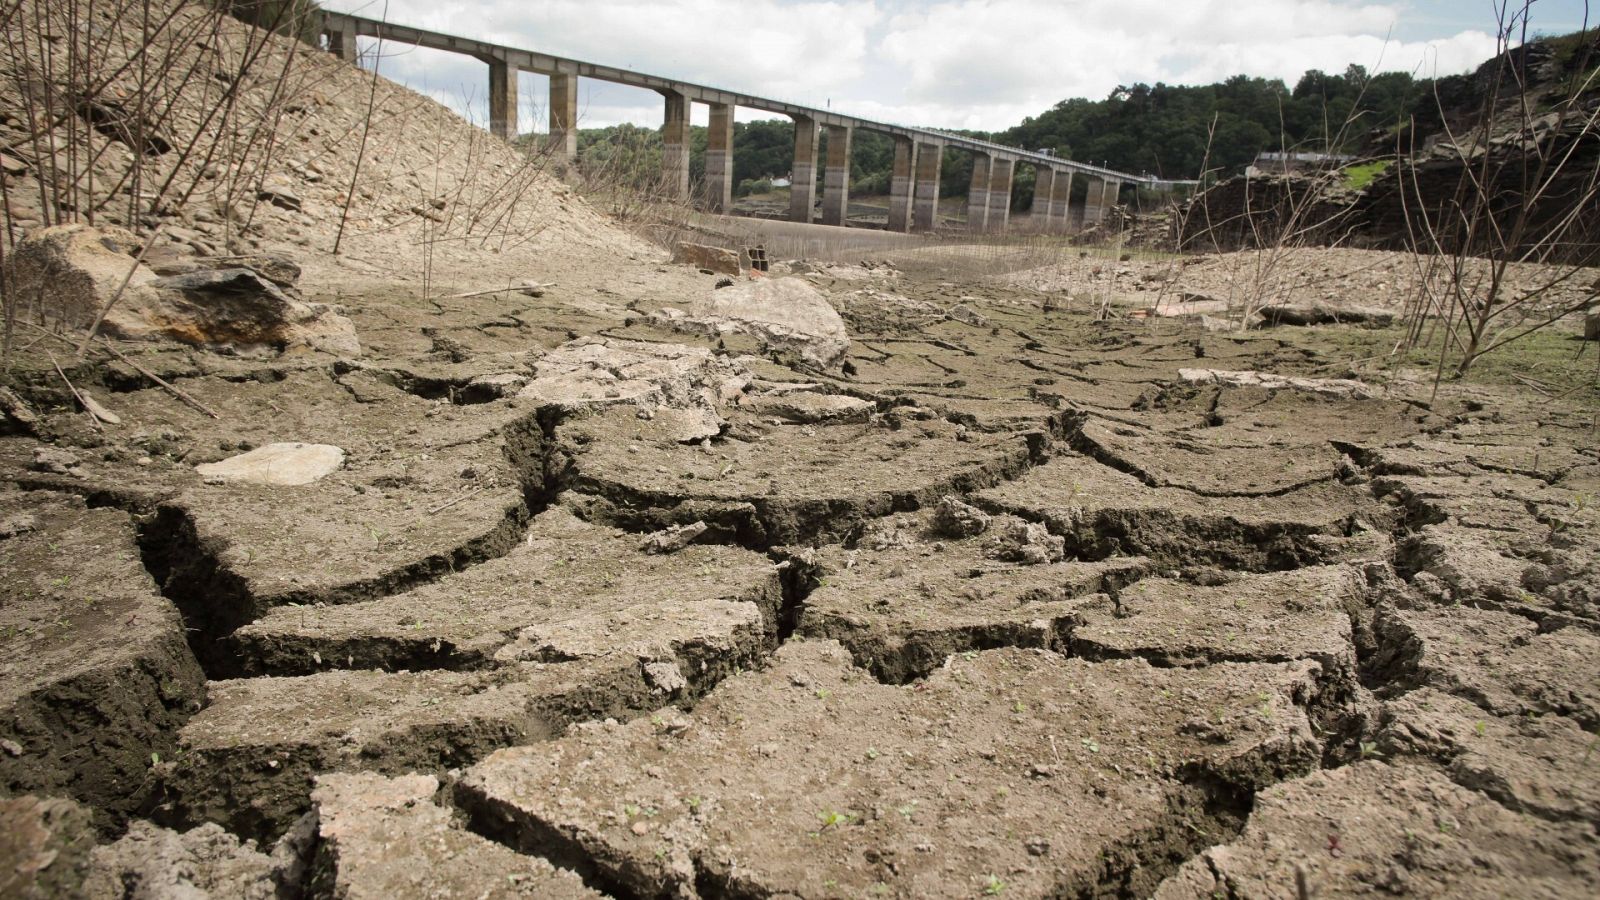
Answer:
1397 0 1600 379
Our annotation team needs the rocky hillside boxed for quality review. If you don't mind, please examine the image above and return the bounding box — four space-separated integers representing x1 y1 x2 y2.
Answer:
1175 29 1600 263
0 0 647 296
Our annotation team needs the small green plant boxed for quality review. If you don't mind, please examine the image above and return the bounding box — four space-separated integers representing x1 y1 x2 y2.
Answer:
1474 720 1488 737
984 874 1007 895
1358 741 1382 760
817 810 853 829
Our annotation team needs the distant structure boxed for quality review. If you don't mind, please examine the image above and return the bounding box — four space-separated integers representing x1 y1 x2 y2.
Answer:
318 11 1196 234
1245 151 1356 177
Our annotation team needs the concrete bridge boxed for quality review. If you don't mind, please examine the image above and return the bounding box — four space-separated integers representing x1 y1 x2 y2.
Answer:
319 11 1190 233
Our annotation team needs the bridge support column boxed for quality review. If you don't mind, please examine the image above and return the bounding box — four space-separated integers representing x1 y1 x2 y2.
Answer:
1030 167 1057 232
1050 170 1073 232
704 102 735 213
789 116 819 223
1081 175 1105 228
487 57 517 140
325 21 358 63
549 74 578 158
913 142 942 231
821 125 852 227
661 90 690 200
1101 179 1122 226
986 158 1014 232
967 153 991 232
886 136 915 233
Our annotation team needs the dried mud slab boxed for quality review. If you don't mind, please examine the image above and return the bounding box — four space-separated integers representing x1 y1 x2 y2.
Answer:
125 370 552 646
0 795 96 899
1073 417 1344 497
457 640 1326 899
977 453 1387 570
310 773 598 898
83 820 287 899
562 409 1048 545
0 491 205 820
1377 468 1600 621
1376 687 1600 824
1072 565 1365 672
1154 761 1600 899
226 507 780 677
158 659 651 843
1371 604 1600 728
797 509 1149 681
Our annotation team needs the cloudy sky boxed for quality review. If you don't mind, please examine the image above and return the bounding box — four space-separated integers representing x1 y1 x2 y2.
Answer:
325 0 1593 133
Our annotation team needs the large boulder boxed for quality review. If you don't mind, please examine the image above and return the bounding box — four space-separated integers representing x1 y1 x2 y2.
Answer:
655 276 850 369
519 337 751 441
670 241 741 275
4 224 357 355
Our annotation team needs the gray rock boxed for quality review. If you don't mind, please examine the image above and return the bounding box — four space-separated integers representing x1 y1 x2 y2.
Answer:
671 241 741 276
654 277 850 369
640 521 709 554
195 442 345 486
2 225 354 355
932 495 992 538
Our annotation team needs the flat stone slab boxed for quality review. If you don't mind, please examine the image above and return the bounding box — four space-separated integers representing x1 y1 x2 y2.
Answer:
1373 605 1600 729
311 772 598 898
228 508 780 677
797 508 1149 681
1376 687 1600 824
563 411 1046 545
160 659 651 843
977 453 1387 570
1154 762 1600 899
457 640 1325 899
194 441 345 485
0 492 205 820
1072 565 1364 671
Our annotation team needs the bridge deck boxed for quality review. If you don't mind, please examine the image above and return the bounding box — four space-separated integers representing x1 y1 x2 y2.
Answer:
321 11 1192 187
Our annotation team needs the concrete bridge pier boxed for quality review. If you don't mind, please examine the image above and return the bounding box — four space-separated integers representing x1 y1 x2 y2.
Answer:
325 21 358 62
1101 179 1122 225
1080 175 1105 227
986 158 1014 232
549 73 578 157
821 125 852 226
1030 167 1057 231
967 153 992 232
912 142 942 231
704 102 735 213
1050 170 1074 231
886 136 916 232
790 116 819 223
485 56 517 140
661 90 691 199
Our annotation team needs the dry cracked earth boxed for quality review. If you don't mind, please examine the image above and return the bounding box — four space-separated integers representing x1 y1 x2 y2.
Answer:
2 259 1598 899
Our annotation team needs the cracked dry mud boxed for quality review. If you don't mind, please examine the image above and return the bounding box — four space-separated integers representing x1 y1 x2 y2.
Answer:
3 257 1599 900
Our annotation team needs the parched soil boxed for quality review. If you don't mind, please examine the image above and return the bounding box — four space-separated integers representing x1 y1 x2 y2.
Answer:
0 3 1596 887
5 238 1597 898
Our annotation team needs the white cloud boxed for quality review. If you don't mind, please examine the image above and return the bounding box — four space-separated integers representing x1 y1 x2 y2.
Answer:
328 0 1505 132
